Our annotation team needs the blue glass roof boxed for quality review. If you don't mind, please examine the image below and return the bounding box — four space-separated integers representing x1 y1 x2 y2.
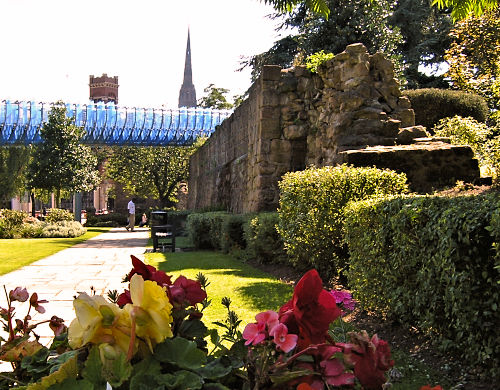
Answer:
0 100 231 146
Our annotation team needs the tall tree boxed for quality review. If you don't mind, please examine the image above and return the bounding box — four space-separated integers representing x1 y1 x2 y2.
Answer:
27 103 100 207
0 146 30 207
431 0 498 20
445 7 500 117
198 84 234 110
243 0 404 81
106 140 204 208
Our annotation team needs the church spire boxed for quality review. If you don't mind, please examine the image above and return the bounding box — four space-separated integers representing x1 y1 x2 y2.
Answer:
178 29 197 108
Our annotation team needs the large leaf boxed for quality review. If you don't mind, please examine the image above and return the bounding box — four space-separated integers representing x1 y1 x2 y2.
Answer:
178 318 207 340
46 378 94 390
82 346 106 388
103 353 132 388
130 371 203 390
195 356 233 380
26 354 78 390
154 338 206 370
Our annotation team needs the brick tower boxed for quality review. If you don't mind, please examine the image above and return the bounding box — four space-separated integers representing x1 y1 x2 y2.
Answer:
89 73 119 104
178 29 197 108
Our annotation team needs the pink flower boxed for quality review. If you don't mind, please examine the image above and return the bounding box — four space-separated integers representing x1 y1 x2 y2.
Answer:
330 290 356 311
29 293 48 314
269 323 298 353
9 287 29 302
242 310 279 346
341 331 394 390
169 275 207 306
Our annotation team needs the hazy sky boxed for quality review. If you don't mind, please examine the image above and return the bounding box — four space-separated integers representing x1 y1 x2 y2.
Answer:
0 0 285 108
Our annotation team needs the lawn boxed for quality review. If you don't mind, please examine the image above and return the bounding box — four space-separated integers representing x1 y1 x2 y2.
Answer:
0 227 111 275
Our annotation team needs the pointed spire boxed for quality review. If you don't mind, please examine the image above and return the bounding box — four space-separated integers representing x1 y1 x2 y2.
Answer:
178 28 197 108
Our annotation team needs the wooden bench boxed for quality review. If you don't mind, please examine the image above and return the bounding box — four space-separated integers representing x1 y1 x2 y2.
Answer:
151 224 175 252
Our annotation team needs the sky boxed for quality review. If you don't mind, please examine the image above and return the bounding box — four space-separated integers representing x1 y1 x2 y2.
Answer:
0 0 286 108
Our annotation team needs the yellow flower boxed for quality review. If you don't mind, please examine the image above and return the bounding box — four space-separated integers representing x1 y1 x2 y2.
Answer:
68 293 131 355
125 274 173 351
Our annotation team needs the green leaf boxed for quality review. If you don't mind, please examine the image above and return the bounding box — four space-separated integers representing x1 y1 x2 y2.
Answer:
82 346 105 387
196 357 232 380
154 337 207 370
202 383 231 390
178 319 208 339
46 378 94 390
103 353 132 388
131 371 203 390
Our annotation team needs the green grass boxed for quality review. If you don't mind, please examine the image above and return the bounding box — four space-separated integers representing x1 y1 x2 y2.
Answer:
0 227 111 275
145 250 293 336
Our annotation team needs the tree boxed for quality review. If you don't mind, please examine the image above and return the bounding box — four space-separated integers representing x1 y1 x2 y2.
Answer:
445 7 500 117
198 84 234 110
242 0 404 81
431 0 498 20
0 146 30 207
27 103 100 207
106 139 204 208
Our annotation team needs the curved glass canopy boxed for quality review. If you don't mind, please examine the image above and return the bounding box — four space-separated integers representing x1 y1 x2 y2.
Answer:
0 100 231 146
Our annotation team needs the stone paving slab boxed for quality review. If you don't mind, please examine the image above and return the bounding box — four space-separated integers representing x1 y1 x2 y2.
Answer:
0 227 149 345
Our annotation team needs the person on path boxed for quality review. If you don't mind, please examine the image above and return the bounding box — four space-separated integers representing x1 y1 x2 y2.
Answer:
138 213 148 227
126 198 136 231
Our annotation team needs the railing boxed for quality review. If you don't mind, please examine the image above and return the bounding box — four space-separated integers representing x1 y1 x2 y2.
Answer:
0 100 232 146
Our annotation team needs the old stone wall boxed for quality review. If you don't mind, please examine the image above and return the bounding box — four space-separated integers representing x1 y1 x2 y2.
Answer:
188 43 480 212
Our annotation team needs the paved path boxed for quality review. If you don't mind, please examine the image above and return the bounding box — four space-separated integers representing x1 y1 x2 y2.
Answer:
0 227 149 344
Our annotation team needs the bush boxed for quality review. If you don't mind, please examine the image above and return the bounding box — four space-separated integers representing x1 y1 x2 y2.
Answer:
221 214 248 254
344 193 500 376
0 209 40 238
40 221 86 238
85 213 127 227
165 210 191 236
186 212 230 250
45 208 74 223
243 212 288 265
277 165 408 280
403 88 489 131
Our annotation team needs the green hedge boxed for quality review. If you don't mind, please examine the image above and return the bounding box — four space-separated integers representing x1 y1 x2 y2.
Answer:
403 88 489 132
243 212 288 265
186 211 230 250
277 165 408 280
45 208 73 223
85 213 128 227
344 194 500 375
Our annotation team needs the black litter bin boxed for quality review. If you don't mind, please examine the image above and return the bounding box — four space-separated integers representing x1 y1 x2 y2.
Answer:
150 211 175 252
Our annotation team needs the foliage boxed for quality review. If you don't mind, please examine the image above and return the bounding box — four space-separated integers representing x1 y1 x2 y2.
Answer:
198 84 234 110
44 208 74 223
432 0 498 21
0 146 30 206
403 88 489 131
304 50 334 73
261 0 330 17
433 115 500 178
277 165 408 281
186 211 230 250
444 8 500 120
27 102 100 207
243 212 288 265
389 0 453 89
242 0 405 82
343 193 500 376
107 140 203 208
39 221 86 238
220 214 247 254
85 213 128 227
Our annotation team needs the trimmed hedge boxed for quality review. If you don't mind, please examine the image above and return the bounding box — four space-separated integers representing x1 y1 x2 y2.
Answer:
85 213 128 227
277 165 408 280
186 211 230 250
403 88 489 132
45 208 73 223
344 193 500 375
243 212 288 265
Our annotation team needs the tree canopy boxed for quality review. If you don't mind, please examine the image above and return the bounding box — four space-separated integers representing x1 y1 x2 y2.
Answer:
106 140 204 208
0 146 30 207
27 103 100 207
198 84 234 110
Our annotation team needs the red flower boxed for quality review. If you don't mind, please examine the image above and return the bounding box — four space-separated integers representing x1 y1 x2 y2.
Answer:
127 255 172 286
341 331 394 390
420 386 443 390
169 275 207 306
279 269 341 349
116 289 132 307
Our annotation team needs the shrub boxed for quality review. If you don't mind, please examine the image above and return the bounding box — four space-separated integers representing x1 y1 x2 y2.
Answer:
0 209 27 229
243 213 288 265
0 209 38 238
221 214 248 254
277 165 408 280
305 50 334 73
45 208 74 223
85 213 127 227
40 221 86 238
344 193 500 375
186 212 230 250
165 210 191 236
403 88 489 131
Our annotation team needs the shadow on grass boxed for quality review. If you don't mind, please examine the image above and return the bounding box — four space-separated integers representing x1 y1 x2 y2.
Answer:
235 282 292 312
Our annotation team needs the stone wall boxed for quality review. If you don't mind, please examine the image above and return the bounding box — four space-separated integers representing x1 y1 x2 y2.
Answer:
188 43 480 212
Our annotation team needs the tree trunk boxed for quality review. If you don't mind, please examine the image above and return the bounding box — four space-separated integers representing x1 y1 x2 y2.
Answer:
55 189 61 208
30 192 36 217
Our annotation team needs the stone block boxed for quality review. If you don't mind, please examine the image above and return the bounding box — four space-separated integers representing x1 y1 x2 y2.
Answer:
262 65 282 81
262 90 279 106
396 126 429 144
393 108 415 127
259 118 281 139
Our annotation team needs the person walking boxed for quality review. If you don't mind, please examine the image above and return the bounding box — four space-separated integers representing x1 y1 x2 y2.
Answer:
126 198 136 231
